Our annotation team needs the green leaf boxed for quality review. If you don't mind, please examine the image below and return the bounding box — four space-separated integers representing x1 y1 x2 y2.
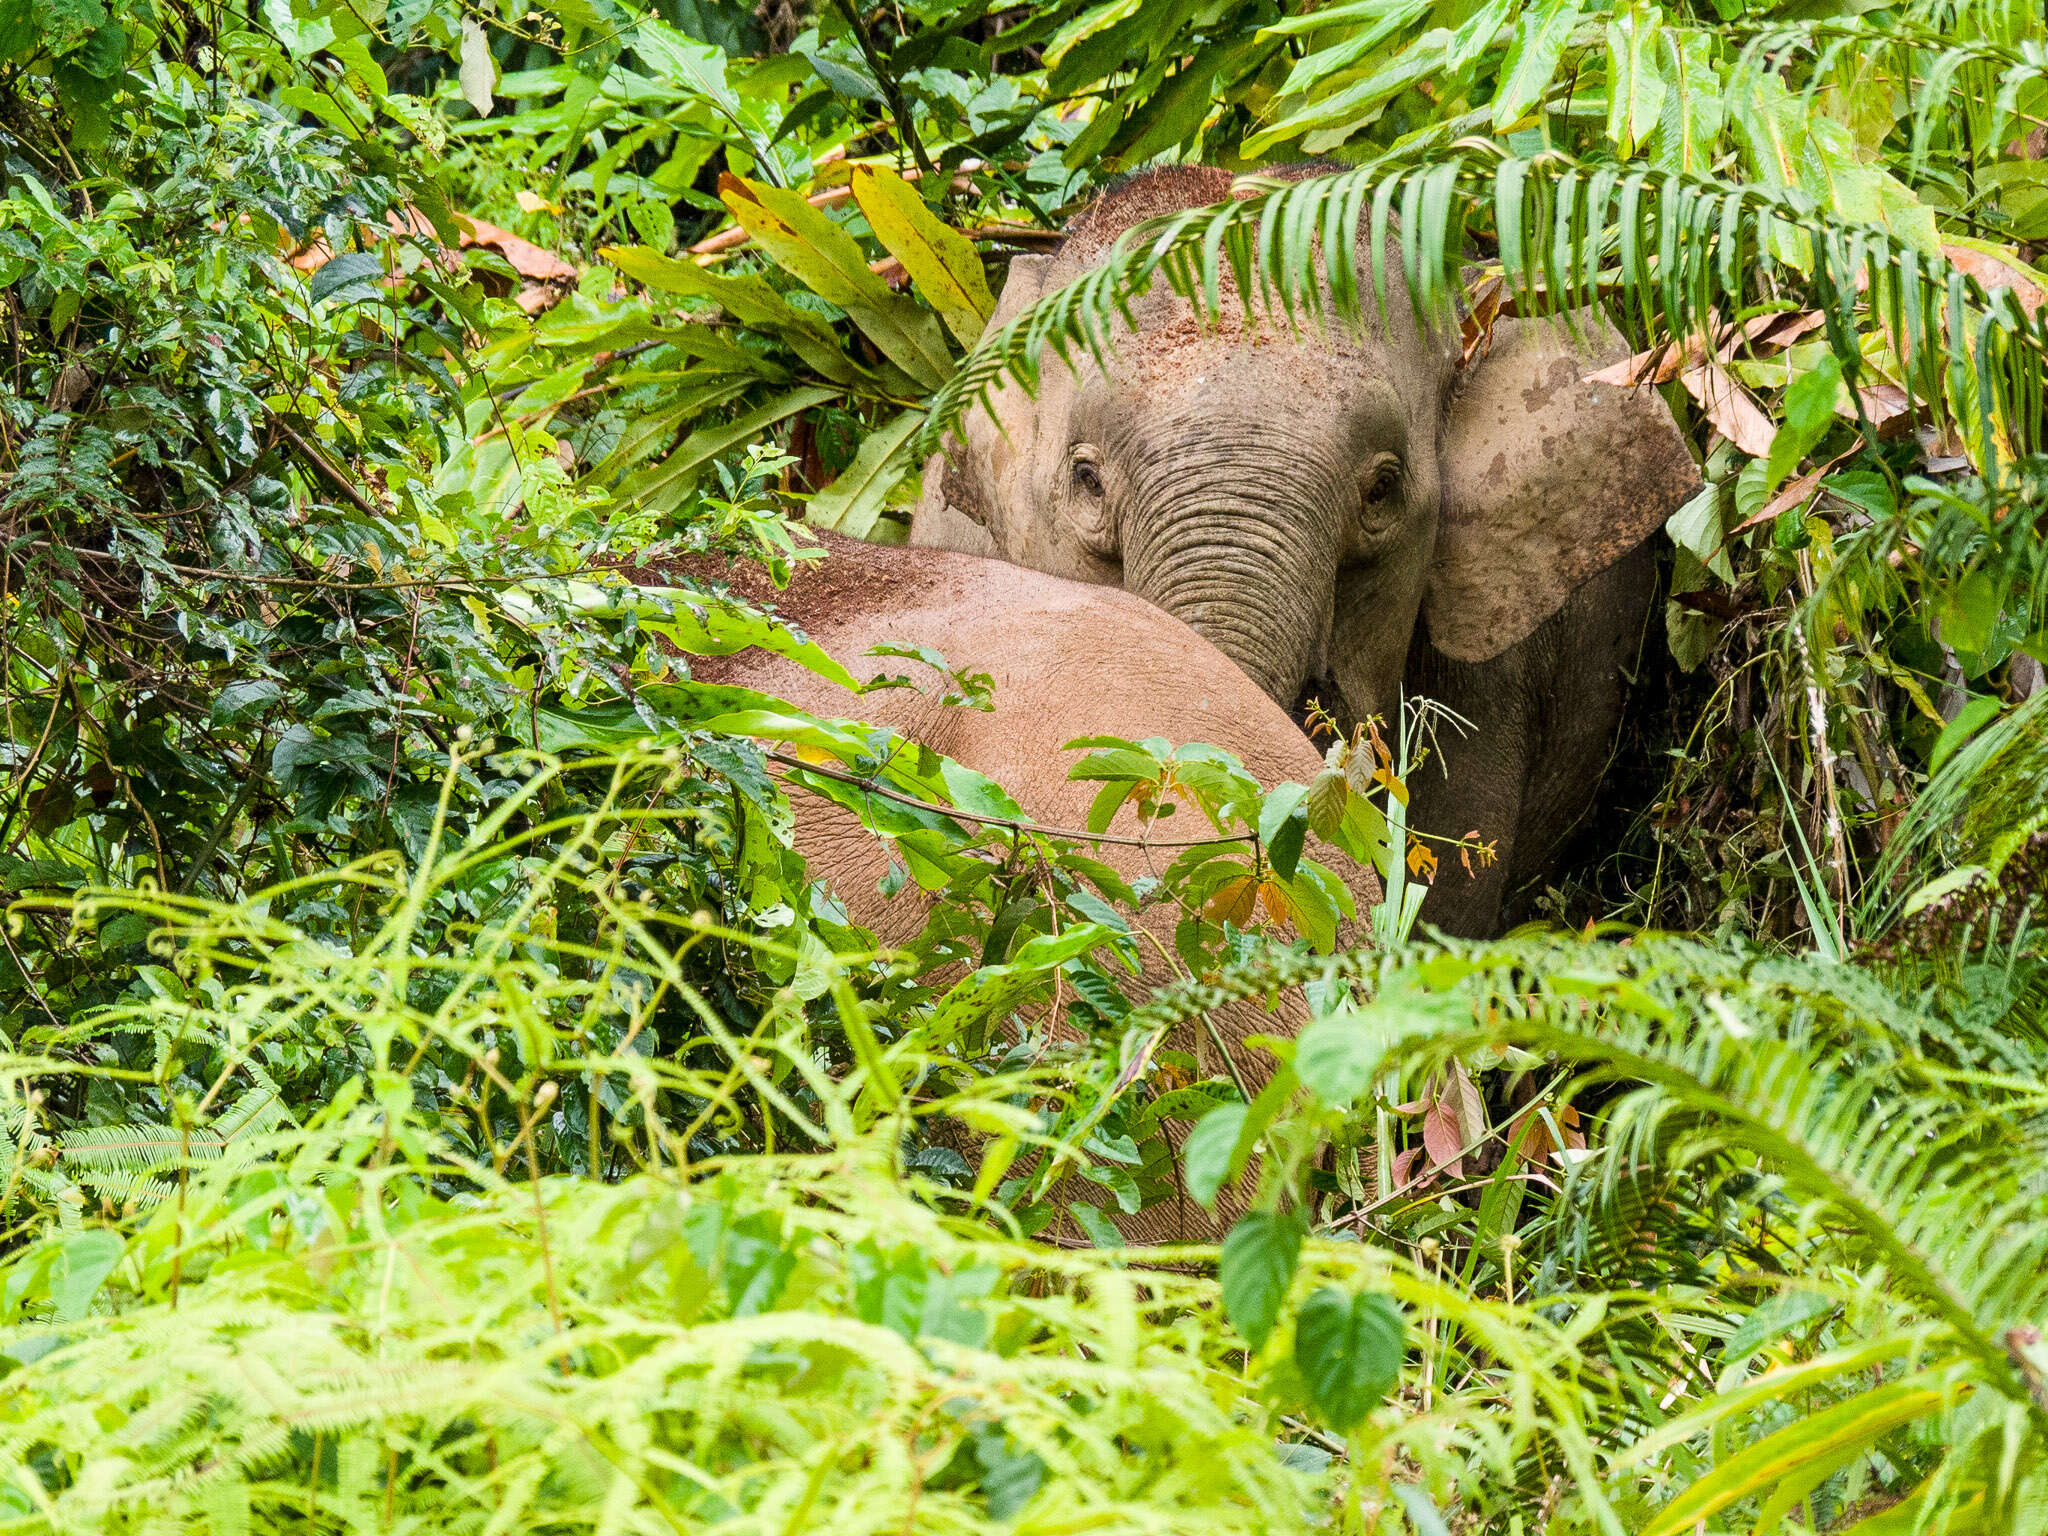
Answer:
1293 1011 1383 1110
71 18 123 76
1086 778 1138 834
1258 782 1310 881
601 245 870 387
849 165 994 349
807 408 921 538
1604 3 1667 158
1067 1202 1124 1248
47 1231 123 1323
309 251 384 305
1935 570 2004 666
1293 1288 1403 1431
1763 351 1842 490
1067 747 1165 783
1183 1102 1248 1207
1220 1210 1303 1351
211 678 283 726
1491 0 1581 129
613 385 838 513
1929 694 2000 776
1723 1289 1837 1360
720 174 954 390
1641 1377 1953 1536
1654 30 1724 175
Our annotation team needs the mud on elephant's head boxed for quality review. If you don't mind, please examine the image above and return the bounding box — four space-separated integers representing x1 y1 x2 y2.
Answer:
919 166 1701 730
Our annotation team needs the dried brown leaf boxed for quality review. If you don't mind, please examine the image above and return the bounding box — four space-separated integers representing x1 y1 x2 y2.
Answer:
1680 363 1776 457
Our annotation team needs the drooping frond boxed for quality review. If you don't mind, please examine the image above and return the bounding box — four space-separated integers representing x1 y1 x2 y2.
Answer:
919 156 2047 472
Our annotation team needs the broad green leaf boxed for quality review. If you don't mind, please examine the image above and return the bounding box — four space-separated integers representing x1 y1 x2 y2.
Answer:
1183 1102 1248 1207
1929 694 2000 775
47 1232 123 1323
807 408 921 538
1294 995 1454 1108
1802 115 1942 260
1248 44 1437 157
939 756 1030 821
1043 0 1142 72
1067 1202 1124 1247
601 245 871 388
309 251 384 305
1722 1288 1838 1360
1605 4 1667 157
1112 37 1251 165
1613 1336 1943 1469
1220 1211 1303 1351
849 165 994 348
1654 30 1724 174
1086 779 1138 833
613 385 837 513
587 379 753 481
1642 1377 1959 1536
1763 351 1842 489
1258 781 1310 881
922 926 1115 1048
1491 0 1581 129
1294 1288 1403 1430
1935 569 2004 666
1266 0 1432 97
720 174 954 389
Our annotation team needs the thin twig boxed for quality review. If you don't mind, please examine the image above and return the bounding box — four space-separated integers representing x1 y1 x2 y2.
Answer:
30 540 614 593
265 412 381 517
766 748 1256 850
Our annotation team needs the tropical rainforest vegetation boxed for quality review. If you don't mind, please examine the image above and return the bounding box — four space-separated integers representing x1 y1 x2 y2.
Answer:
0 0 2043 1522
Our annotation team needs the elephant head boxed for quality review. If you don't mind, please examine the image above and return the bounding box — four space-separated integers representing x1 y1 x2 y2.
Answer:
915 166 1701 738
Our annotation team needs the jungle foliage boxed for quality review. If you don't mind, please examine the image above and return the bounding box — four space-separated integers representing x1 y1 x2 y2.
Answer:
0 0 2044 1524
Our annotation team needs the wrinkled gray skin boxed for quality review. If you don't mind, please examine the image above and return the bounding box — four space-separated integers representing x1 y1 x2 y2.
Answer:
682 532 1378 1240
915 167 1701 933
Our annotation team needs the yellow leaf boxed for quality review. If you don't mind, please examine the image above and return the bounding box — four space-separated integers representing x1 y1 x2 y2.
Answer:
1406 841 1438 881
1204 875 1260 926
1257 878 1296 930
718 173 953 390
848 165 995 348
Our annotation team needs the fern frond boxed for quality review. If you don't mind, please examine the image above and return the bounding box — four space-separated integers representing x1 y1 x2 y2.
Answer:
918 156 2048 470
53 1074 299 1208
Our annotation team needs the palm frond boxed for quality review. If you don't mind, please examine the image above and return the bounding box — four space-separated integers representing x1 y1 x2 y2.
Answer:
919 157 2045 474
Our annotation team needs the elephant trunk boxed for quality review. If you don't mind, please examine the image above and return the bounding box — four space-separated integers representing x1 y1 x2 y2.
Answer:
1121 468 1338 712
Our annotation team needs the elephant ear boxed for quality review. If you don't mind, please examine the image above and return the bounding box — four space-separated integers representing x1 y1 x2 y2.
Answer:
1426 310 1700 663
910 254 1055 553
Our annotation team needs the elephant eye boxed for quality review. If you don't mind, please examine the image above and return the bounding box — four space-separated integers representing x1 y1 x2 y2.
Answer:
1362 455 1403 519
1071 457 1105 500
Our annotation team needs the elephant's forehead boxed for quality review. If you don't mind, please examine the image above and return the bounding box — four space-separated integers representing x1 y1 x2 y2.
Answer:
1099 313 1386 406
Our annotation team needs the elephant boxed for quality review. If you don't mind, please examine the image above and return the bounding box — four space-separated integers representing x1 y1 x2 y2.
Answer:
675 530 1379 1240
913 165 1702 935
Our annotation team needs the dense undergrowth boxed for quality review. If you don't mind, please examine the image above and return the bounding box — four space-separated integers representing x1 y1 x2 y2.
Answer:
0 0 2044 1524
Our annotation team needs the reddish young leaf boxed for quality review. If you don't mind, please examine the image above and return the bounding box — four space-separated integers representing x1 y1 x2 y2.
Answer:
1942 242 2046 317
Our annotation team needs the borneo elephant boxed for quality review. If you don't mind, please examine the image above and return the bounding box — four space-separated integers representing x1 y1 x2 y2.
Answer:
914 166 1702 935
674 531 1379 1240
